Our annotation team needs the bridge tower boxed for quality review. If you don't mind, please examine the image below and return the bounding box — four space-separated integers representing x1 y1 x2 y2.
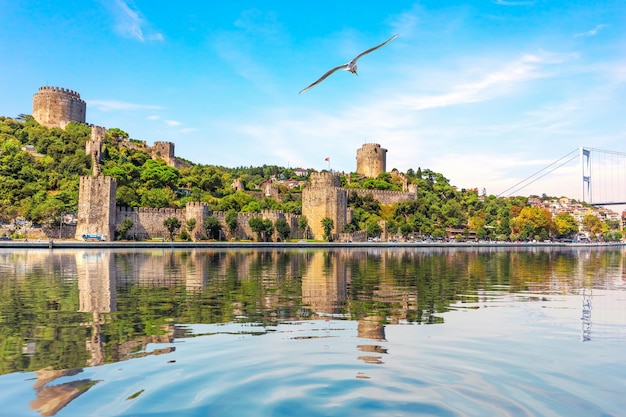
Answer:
581 147 591 204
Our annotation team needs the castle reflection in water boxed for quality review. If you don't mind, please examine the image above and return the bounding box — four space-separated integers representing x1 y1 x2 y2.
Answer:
1 247 625 416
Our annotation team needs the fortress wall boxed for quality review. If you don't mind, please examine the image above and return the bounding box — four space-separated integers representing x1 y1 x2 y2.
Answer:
116 206 186 240
32 86 86 129
212 210 303 241
350 188 416 205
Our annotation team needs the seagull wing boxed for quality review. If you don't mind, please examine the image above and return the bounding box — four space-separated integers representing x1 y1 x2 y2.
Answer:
351 34 398 63
299 63 349 94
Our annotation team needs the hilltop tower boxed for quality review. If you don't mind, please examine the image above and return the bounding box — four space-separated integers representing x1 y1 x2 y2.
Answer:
32 86 86 129
153 141 174 163
302 172 348 240
356 143 387 178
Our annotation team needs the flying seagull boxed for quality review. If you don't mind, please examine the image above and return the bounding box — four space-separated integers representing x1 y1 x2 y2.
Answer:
299 34 398 94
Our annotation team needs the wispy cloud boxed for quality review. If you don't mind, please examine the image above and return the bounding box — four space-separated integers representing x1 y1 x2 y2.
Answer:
88 100 164 112
105 0 164 42
574 24 607 38
165 120 181 127
399 52 571 110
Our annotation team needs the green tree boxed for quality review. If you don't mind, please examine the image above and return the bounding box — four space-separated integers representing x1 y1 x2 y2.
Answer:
262 219 275 242
553 213 579 238
204 215 222 240
581 214 604 239
366 221 382 238
248 217 274 241
186 218 197 233
274 218 291 241
321 217 334 241
510 206 553 241
298 216 309 239
163 217 181 241
118 218 134 240
225 209 238 237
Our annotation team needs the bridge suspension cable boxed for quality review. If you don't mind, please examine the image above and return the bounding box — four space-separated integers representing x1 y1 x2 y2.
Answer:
497 148 579 198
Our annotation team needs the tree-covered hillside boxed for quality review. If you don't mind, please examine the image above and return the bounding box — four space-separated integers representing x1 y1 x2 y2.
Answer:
0 116 618 241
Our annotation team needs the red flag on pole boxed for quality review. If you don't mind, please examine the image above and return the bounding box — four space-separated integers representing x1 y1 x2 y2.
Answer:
325 157 329 161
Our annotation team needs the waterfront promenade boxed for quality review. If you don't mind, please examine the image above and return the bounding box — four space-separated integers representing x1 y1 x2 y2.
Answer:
0 239 621 250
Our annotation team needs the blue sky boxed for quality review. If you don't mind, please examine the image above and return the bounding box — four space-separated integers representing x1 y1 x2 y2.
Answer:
1 0 625 200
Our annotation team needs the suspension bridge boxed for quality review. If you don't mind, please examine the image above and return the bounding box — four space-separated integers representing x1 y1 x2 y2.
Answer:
498 147 626 206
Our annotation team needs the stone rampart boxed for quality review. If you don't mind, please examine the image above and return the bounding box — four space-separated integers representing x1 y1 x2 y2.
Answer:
338 230 367 242
214 210 302 241
116 206 186 240
350 188 416 205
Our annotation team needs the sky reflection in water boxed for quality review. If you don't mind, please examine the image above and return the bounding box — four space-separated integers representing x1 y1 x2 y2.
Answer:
0 247 624 416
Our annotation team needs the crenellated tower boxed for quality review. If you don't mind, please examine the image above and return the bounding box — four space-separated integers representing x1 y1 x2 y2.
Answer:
356 143 387 178
75 176 117 241
185 202 210 241
32 86 86 129
302 172 347 240
74 125 117 241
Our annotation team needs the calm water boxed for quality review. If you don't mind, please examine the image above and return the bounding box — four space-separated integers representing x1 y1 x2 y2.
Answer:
0 246 624 417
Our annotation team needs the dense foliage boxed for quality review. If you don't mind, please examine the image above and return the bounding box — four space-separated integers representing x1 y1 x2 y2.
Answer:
0 116 620 241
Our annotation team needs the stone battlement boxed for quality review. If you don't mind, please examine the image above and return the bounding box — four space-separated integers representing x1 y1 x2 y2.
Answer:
349 188 416 205
185 201 209 209
37 86 84 101
116 206 185 215
308 171 342 188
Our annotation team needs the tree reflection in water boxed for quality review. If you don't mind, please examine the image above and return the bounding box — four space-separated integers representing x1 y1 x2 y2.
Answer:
0 246 622 415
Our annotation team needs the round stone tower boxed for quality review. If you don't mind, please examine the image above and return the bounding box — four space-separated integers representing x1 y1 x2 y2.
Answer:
356 143 387 178
32 86 86 129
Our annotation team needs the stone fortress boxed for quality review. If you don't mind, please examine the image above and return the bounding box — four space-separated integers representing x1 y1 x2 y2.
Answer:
32 86 86 129
32 86 416 241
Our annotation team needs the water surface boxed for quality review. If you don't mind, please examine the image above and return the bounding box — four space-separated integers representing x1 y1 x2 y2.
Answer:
0 247 624 416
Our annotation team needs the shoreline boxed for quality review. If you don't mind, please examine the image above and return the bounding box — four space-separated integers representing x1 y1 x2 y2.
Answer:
0 240 624 250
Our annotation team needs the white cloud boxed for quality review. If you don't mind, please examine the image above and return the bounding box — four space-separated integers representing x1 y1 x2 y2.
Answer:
106 0 164 42
574 24 607 38
398 52 572 110
147 115 160 120
165 120 181 127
